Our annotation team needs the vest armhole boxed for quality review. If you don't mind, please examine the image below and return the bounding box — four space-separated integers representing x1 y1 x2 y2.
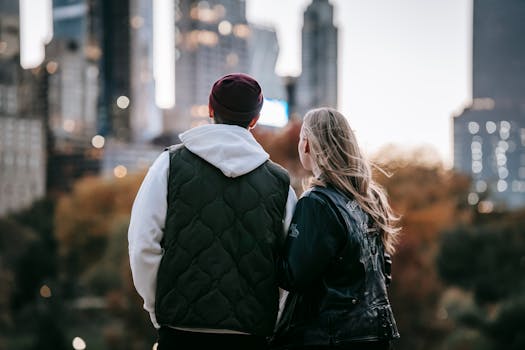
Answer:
265 160 290 189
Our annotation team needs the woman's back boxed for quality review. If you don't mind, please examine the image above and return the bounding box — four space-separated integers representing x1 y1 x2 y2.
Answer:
274 186 399 348
272 107 400 350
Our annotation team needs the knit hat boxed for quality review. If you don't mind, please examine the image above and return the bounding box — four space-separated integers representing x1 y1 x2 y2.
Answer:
209 73 264 124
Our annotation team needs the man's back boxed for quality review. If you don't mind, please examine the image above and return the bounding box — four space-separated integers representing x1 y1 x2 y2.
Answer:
128 73 297 349
156 146 289 335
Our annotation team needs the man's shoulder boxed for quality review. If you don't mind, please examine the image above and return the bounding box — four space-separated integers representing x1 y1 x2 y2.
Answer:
165 144 185 154
263 160 290 183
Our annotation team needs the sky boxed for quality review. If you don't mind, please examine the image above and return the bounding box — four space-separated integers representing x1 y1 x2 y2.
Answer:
246 0 473 166
20 0 473 167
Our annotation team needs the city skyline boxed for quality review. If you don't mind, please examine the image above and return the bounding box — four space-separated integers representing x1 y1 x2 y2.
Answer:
19 0 472 165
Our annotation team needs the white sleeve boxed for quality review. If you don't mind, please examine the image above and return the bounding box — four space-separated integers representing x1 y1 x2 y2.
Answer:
278 185 298 323
283 185 298 234
128 151 169 329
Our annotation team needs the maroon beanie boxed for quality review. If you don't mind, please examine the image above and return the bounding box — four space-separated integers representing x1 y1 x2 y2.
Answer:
209 73 264 124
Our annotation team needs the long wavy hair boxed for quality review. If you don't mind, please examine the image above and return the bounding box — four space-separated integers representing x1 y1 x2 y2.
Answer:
302 107 400 254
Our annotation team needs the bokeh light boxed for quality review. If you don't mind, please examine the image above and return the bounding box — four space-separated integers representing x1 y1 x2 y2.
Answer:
113 165 128 178
63 119 75 133
72 337 86 350
46 60 58 74
91 135 105 149
116 95 130 109
218 20 232 35
39 285 52 298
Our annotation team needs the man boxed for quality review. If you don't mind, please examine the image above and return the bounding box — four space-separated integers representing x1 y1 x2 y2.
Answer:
128 73 297 349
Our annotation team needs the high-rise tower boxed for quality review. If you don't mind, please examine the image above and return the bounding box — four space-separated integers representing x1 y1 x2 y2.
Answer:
248 24 285 101
472 0 525 105
453 0 525 210
129 0 162 142
168 0 250 132
0 2 47 214
297 0 338 115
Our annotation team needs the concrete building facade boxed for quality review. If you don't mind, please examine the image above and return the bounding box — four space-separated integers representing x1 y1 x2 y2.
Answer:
296 0 338 116
453 0 525 210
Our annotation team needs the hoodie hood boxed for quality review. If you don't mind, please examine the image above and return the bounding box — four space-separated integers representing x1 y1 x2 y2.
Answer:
179 124 269 178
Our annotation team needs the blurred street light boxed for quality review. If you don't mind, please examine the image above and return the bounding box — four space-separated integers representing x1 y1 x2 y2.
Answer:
113 165 128 178
91 135 105 149
116 96 130 109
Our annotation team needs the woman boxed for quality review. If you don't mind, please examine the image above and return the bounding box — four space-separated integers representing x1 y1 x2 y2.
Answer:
271 108 400 349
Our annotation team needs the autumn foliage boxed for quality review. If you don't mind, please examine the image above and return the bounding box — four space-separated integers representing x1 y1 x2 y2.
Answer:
54 172 145 276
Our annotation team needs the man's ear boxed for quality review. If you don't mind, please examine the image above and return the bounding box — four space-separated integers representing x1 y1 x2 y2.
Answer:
248 115 260 130
304 138 310 153
209 105 214 119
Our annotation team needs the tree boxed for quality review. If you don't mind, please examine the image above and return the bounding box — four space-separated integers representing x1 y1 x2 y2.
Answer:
54 172 145 281
53 172 156 349
437 210 525 350
372 147 471 350
0 215 60 348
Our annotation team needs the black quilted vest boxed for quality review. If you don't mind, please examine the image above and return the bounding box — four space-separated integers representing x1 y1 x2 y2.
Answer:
155 146 290 336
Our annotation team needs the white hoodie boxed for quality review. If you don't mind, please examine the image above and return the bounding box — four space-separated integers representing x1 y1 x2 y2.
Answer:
128 124 297 330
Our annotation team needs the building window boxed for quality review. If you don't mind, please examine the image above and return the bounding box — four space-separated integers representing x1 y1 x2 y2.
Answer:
472 161 482 174
486 121 497 134
475 180 487 192
6 86 17 115
468 121 480 134
468 192 479 205
498 167 509 179
519 167 525 179
511 181 525 193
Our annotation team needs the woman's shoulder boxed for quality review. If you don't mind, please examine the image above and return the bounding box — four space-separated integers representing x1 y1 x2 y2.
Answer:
299 186 333 204
302 185 365 228
303 185 352 206
297 186 346 223
294 187 347 233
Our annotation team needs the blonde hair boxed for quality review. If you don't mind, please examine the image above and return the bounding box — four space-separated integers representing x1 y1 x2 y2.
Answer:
302 107 400 254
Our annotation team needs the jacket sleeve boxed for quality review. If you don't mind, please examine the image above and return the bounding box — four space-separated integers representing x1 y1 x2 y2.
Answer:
128 151 169 329
278 195 346 292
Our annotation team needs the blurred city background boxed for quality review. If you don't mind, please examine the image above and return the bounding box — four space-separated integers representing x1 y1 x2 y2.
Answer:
0 0 524 349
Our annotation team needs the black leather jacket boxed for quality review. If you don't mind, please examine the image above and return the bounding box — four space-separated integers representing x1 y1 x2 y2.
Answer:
272 186 399 348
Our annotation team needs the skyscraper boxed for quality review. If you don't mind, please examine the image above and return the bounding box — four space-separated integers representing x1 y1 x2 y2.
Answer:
248 24 285 101
0 2 47 215
168 0 251 132
47 0 99 146
472 0 525 105
44 0 102 193
297 0 338 116
99 0 132 141
130 0 162 142
453 0 525 210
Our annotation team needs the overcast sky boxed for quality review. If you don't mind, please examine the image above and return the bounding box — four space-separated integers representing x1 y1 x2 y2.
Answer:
247 0 473 166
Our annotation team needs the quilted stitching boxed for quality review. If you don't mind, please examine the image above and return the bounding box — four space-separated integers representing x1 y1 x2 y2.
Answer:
156 147 289 336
